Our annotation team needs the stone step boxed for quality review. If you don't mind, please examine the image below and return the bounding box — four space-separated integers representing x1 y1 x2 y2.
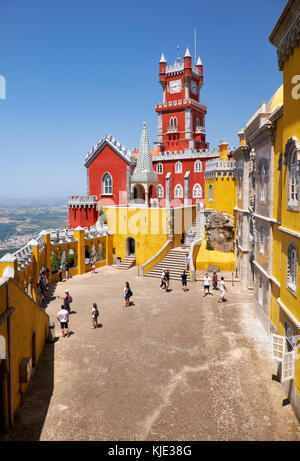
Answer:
116 255 136 270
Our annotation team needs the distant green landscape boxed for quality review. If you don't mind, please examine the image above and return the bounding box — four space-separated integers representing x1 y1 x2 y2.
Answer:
0 198 68 256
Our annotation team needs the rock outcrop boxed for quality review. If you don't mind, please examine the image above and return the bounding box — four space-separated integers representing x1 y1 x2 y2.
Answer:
205 211 235 252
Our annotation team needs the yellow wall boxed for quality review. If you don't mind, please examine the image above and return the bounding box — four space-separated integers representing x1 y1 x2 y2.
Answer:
281 46 300 235
105 206 195 266
196 240 235 272
205 175 236 215
0 279 49 428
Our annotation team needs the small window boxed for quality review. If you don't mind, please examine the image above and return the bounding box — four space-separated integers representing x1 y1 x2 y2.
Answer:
258 227 265 255
287 150 299 210
193 183 202 198
168 116 178 133
156 162 163 174
208 184 213 202
174 184 183 198
175 161 182 174
102 172 112 195
258 276 263 305
194 160 202 172
158 185 164 198
238 175 242 200
287 242 297 295
259 164 266 202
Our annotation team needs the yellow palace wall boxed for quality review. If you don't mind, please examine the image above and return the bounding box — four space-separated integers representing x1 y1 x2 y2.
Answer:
0 278 49 428
104 206 196 266
204 175 236 215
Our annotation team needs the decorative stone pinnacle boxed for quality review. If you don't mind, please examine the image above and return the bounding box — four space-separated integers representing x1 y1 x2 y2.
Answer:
196 56 202 66
184 47 191 58
160 52 166 63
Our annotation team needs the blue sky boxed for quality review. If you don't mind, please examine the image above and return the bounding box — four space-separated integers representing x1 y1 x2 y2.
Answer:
0 0 286 200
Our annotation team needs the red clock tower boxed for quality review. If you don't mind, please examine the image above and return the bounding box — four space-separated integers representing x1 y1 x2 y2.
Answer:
155 47 208 154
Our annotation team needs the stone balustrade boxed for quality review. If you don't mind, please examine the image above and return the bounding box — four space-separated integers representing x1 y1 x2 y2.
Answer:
155 98 207 113
68 195 98 207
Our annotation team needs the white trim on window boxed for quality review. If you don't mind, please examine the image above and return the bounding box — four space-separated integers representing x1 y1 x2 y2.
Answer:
156 162 163 174
158 184 164 198
259 164 266 202
175 161 182 174
174 184 183 198
287 150 299 210
193 183 202 198
287 242 297 296
194 160 202 173
258 227 265 255
102 172 113 195
208 184 213 202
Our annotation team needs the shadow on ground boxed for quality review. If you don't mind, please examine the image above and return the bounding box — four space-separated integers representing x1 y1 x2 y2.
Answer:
0 339 55 441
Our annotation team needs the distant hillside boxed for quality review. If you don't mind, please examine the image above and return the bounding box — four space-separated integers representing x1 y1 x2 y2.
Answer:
0 198 68 255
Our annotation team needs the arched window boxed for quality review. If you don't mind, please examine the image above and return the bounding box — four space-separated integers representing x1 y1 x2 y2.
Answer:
287 242 297 294
174 184 183 198
195 118 201 133
208 184 213 202
238 174 242 200
102 172 112 195
287 149 299 209
168 116 178 132
193 183 202 198
259 163 266 202
175 161 182 174
258 276 263 305
258 227 265 255
156 162 163 174
158 185 164 198
194 160 202 172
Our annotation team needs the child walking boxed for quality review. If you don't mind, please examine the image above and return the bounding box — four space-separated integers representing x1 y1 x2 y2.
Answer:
218 276 228 303
91 303 99 328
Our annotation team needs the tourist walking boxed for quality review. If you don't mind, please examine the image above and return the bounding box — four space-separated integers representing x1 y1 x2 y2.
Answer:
180 232 185 248
203 273 212 296
212 271 218 290
165 269 170 290
57 305 70 338
189 230 194 246
160 270 166 289
58 266 63 282
218 276 228 303
91 302 99 328
185 253 190 271
123 281 133 307
64 260 70 280
181 270 188 292
36 282 44 306
90 256 96 273
58 290 72 312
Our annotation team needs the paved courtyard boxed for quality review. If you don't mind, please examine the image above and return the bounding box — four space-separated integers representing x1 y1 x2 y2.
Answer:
1 265 300 441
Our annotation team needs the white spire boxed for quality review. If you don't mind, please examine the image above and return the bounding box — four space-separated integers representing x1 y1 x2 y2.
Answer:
131 122 158 184
184 47 191 58
197 55 202 66
160 52 166 63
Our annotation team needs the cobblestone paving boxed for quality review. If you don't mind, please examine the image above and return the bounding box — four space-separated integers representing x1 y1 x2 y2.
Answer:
1 266 299 441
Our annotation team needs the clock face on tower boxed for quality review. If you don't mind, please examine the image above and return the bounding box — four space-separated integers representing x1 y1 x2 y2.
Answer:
190 80 197 95
169 79 182 94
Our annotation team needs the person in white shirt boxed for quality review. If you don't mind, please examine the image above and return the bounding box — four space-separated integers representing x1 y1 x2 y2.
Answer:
57 306 70 338
203 273 212 297
218 276 228 303
160 270 166 289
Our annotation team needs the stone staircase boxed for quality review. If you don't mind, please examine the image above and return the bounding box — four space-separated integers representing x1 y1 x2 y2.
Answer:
116 255 136 270
182 214 201 249
145 247 191 281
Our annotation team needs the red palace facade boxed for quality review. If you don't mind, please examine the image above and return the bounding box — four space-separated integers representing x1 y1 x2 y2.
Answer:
68 46 219 229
